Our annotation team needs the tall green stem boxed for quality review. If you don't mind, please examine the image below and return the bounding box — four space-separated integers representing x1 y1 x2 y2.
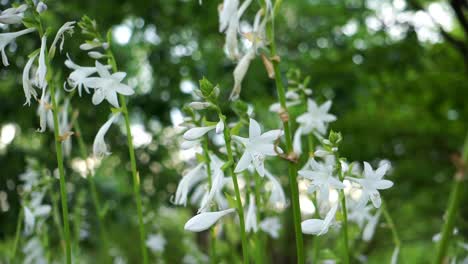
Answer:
221 115 250 264
201 138 217 264
106 49 148 264
50 83 72 264
433 133 467 263
73 120 110 257
267 4 304 263
382 201 401 262
253 172 266 264
11 208 24 261
336 158 350 263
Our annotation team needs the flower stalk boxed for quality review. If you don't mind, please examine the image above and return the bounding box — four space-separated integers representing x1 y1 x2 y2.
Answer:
433 133 467 264
104 47 149 263
220 113 250 264
266 2 304 263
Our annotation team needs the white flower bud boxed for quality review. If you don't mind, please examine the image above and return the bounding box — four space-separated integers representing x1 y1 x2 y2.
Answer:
180 140 200 150
215 120 224 134
88 51 105 59
314 149 330 157
183 126 216 141
36 2 47 13
188 102 212 110
184 208 235 232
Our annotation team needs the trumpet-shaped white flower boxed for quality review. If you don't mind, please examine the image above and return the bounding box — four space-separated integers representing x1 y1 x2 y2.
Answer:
0 4 27 24
245 194 258 232
183 125 216 141
362 210 381 241
219 0 252 59
174 163 207 206
184 208 236 232
296 99 336 135
230 48 255 100
86 61 134 108
259 217 281 239
265 170 286 210
0 28 36 66
298 158 345 204
301 203 338 235
93 113 120 157
347 162 393 208
146 233 166 254
35 36 48 89
49 21 76 56
36 91 52 133
233 118 283 177
22 54 38 106
198 166 224 213
64 54 109 96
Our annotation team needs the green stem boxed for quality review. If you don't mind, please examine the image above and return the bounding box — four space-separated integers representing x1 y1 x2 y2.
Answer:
253 172 266 264
221 115 250 264
381 201 401 261
201 137 217 264
336 158 350 263
73 120 110 257
267 5 304 263
434 174 464 263
434 133 468 263
11 208 23 261
106 48 148 264
50 83 72 264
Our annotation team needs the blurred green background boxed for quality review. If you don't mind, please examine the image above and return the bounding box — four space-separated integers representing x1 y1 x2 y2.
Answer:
0 0 467 263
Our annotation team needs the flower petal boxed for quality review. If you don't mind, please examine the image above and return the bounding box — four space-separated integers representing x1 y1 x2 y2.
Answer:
184 208 236 232
249 118 262 138
234 151 252 173
301 219 324 235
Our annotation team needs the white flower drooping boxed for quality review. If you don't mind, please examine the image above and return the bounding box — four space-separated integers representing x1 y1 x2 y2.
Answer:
347 162 393 208
49 21 76 57
184 208 236 232
35 35 48 90
233 118 283 177
245 194 258 232
265 170 286 210
174 163 207 206
93 113 120 157
0 28 36 66
86 61 134 108
301 203 338 235
22 54 38 106
362 209 381 241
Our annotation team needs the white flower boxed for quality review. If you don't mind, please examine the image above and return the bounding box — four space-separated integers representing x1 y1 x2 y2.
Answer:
23 237 46 264
93 113 120 157
23 192 51 235
259 217 281 239
265 170 286 210
198 165 224 213
86 61 134 108
49 21 76 57
347 203 372 228
80 39 105 50
188 102 213 110
0 4 27 24
362 210 381 241
60 98 72 157
180 139 201 149
146 233 166 254
174 163 206 206
298 158 345 204
301 203 338 235
215 120 224 134
88 51 105 59
245 194 258 232
184 208 236 232
230 48 255 100
36 91 52 133
296 99 336 135
36 1 47 13
0 28 36 66
183 125 216 141
347 162 393 208
233 118 283 177
22 54 38 106
34 36 48 89
64 54 108 96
